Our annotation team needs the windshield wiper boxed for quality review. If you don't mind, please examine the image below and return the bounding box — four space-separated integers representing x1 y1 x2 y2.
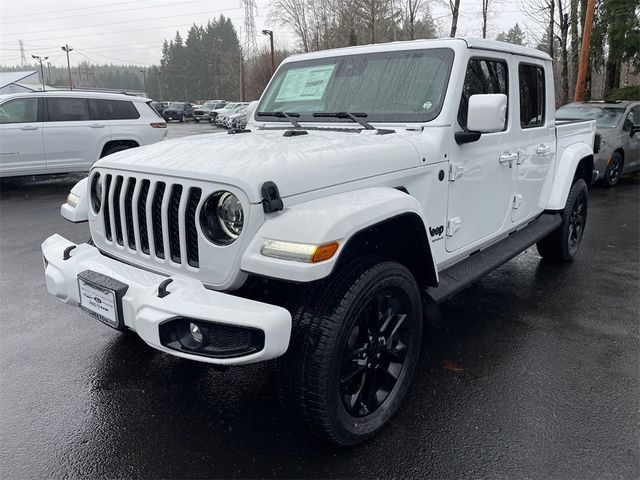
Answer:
256 111 302 129
312 111 375 130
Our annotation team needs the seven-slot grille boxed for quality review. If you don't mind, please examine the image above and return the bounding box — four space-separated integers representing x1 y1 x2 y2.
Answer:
101 173 202 268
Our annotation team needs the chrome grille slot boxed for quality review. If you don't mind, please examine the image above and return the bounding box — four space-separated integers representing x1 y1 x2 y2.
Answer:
185 188 202 267
137 180 150 254
124 178 136 249
168 184 183 263
103 174 113 241
151 182 166 259
112 176 124 246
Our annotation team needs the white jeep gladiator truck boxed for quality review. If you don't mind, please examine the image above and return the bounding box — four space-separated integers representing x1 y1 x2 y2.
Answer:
42 38 597 445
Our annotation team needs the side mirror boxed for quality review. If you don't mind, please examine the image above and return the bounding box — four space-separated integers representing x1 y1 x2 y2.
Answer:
467 93 508 133
631 125 640 137
245 100 259 126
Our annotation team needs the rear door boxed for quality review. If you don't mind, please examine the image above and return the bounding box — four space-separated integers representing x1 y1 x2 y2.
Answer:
43 97 111 172
0 96 45 176
512 58 555 224
446 55 516 253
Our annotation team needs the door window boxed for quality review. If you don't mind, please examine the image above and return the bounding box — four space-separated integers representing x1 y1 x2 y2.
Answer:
519 64 545 128
458 58 508 130
46 98 90 122
0 98 39 124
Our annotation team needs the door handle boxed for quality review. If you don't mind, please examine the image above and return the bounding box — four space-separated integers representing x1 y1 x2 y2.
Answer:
89 124 105 128
536 144 551 155
499 153 518 164
20 125 38 131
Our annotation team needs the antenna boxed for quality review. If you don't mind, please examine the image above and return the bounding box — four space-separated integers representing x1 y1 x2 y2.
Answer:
19 40 27 67
240 0 258 59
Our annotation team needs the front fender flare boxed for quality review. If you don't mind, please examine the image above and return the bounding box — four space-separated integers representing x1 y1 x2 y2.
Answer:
241 187 434 283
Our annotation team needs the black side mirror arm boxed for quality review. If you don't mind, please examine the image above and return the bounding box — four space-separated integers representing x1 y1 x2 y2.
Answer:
455 131 482 145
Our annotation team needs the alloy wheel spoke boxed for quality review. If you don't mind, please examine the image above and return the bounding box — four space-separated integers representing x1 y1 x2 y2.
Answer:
341 363 367 385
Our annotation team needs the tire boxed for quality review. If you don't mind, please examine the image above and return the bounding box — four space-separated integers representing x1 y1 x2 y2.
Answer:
276 257 423 445
536 178 588 262
194 118 200 123
101 144 131 158
603 151 623 187
179 115 184 123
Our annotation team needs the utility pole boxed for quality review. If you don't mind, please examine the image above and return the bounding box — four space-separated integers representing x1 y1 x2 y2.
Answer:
31 55 48 91
240 55 245 101
262 29 275 75
62 44 73 90
574 0 596 102
139 69 148 97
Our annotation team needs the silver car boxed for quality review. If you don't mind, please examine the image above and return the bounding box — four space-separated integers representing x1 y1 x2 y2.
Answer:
557 101 640 186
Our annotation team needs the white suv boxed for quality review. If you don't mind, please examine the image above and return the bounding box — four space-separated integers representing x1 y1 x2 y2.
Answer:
0 91 168 178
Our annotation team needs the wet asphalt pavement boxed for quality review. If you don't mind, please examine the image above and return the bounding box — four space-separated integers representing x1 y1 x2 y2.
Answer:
1 122 638 479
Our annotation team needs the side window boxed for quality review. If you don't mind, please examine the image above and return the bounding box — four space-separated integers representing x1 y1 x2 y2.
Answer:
519 64 545 128
98 100 140 120
458 58 508 130
0 98 39 124
47 98 90 122
626 107 639 127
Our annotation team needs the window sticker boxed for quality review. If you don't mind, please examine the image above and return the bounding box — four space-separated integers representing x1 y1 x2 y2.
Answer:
275 64 335 102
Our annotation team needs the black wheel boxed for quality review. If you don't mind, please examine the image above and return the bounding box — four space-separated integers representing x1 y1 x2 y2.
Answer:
194 118 200 123
537 178 588 262
603 151 623 187
277 257 423 445
179 115 184 123
101 144 131 158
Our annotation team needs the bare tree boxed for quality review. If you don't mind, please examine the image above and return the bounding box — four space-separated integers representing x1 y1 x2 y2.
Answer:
482 0 491 38
271 0 311 52
449 0 461 37
569 0 579 98
402 0 424 40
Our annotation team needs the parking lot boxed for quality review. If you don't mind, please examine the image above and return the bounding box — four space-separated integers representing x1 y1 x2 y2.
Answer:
0 122 638 479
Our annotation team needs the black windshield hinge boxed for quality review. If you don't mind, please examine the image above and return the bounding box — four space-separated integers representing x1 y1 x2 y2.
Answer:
227 128 251 134
283 129 308 137
261 181 283 213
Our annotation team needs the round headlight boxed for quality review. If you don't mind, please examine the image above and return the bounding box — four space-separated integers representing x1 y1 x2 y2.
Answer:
199 191 244 245
90 172 102 213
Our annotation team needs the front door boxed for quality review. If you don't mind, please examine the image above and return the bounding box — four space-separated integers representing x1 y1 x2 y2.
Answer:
0 97 45 177
512 58 555 224
446 55 516 253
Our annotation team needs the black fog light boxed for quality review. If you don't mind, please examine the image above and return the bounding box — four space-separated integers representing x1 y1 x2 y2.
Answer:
159 318 265 359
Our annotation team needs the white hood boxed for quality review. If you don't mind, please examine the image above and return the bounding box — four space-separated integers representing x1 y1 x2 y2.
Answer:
95 129 421 203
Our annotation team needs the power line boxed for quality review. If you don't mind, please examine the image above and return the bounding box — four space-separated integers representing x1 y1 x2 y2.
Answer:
0 0 161 20
1 7 245 38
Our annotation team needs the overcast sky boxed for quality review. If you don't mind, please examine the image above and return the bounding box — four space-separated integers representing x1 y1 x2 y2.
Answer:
0 0 535 69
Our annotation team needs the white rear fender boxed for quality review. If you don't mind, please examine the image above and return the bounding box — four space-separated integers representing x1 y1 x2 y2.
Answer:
546 142 594 210
241 187 435 283
61 177 89 223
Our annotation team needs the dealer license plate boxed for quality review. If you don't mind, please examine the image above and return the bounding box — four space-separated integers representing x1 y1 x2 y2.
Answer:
78 275 120 328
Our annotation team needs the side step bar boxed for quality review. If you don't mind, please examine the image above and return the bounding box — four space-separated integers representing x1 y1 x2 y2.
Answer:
425 213 562 304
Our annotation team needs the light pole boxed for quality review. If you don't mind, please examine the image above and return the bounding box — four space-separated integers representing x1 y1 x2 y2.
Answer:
139 69 148 97
31 55 48 91
261 29 275 75
61 45 73 90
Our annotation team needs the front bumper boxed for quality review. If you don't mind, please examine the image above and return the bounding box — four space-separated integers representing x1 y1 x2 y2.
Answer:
42 234 292 365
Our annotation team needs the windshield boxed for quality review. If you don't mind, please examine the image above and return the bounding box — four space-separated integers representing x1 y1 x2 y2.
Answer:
168 102 185 109
201 101 216 108
257 48 454 123
556 105 626 129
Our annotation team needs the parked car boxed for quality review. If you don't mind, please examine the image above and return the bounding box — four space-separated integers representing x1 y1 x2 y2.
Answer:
0 91 167 178
192 100 226 122
209 102 242 123
225 107 248 129
45 38 597 445
150 101 169 115
556 101 640 186
162 102 194 122
216 102 249 127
